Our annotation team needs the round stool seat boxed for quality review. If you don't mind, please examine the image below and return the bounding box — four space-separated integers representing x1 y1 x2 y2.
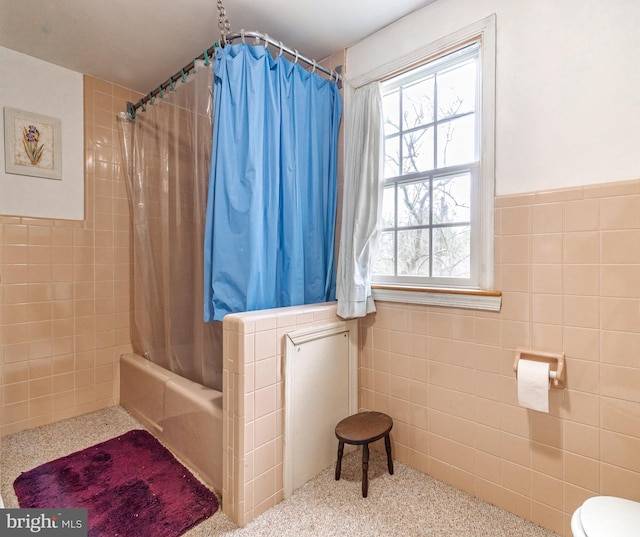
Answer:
335 411 393 444
334 411 394 497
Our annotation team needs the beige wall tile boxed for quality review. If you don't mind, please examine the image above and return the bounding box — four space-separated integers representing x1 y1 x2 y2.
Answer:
601 265 640 298
500 235 530 264
563 265 599 296
584 179 640 199
501 264 530 292
3 362 29 384
500 292 530 322
563 199 599 232
532 203 563 234
502 460 530 496
531 294 563 325
563 295 599 329
600 297 640 332
531 470 563 508
564 357 599 393
531 442 563 480
3 382 29 404
500 320 530 351
601 463 640 503
599 195 640 230
531 501 563 535
564 231 600 264
531 234 563 264
564 452 599 492
601 230 640 263
601 430 640 473
601 364 640 404
601 396 640 439
501 206 531 235
531 323 563 351
601 330 640 367
498 488 531 521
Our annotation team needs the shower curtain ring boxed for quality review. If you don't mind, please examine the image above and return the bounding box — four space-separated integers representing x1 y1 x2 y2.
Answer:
204 49 210 66
278 41 284 57
158 86 164 99
169 78 176 92
264 33 269 47
241 28 245 43
311 60 317 74
293 49 299 64
181 68 187 83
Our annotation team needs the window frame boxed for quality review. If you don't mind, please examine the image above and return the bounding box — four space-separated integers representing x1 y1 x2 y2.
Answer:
377 42 481 289
364 16 499 311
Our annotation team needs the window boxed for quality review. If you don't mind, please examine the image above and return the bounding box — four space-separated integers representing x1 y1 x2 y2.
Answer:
375 44 480 288
370 23 498 310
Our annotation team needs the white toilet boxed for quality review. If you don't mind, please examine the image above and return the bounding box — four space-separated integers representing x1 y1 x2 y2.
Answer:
571 496 640 536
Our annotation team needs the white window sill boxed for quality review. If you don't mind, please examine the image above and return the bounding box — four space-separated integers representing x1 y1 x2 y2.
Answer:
371 285 502 312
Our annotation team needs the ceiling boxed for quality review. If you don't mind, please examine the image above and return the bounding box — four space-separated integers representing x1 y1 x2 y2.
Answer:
0 0 436 94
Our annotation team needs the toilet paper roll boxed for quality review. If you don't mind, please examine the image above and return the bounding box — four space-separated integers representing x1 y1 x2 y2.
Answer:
517 359 550 412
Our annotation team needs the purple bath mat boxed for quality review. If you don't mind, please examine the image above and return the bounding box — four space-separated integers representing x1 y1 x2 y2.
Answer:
13 429 218 537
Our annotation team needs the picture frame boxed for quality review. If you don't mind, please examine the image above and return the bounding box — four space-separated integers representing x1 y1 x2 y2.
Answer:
4 107 62 180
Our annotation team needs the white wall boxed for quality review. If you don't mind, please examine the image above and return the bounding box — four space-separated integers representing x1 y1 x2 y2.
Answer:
347 0 640 196
0 47 84 220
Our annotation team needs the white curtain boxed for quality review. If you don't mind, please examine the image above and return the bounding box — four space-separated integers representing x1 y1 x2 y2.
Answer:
336 81 384 319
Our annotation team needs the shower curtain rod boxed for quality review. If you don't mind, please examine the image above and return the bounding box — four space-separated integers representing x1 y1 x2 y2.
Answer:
126 29 343 119
226 30 343 87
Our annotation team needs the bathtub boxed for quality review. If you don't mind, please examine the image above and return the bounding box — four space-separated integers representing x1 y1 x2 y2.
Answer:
119 353 222 492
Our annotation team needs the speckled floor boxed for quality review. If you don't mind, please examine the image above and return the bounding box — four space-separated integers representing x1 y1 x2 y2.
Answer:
1 406 561 536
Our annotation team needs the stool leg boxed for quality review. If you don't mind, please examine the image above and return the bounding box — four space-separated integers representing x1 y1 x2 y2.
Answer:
384 433 394 475
335 441 344 481
362 443 369 497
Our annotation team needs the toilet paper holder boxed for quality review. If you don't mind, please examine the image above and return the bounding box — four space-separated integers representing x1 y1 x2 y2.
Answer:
513 347 565 388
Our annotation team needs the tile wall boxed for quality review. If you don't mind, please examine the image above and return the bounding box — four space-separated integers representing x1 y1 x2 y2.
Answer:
0 76 137 436
360 179 640 537
222 302 345 527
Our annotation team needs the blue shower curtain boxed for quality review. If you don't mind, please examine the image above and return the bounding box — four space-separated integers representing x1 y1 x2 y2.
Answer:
204 43 342 321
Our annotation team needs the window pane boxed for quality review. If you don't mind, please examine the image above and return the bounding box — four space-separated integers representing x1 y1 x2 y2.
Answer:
436 114 475 168
398 228 430 276
437 60 477 120
376 37 488 290
398 180 430 227
432 225 470 278
380 185 395 229
402 76 435 130
432 173 470 224
383 90 400 135
384 135 400 178
373 231 395 275
402 127 434 174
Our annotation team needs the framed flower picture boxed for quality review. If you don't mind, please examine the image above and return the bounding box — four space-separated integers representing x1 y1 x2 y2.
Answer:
4 107 62 180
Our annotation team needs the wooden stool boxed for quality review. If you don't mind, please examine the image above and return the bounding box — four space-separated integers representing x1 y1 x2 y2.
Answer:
334 411 393 497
